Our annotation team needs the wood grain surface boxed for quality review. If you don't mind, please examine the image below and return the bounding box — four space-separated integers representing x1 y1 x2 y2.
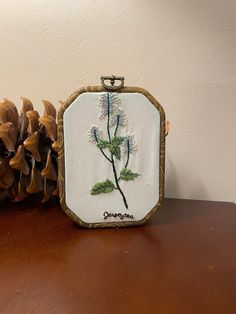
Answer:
0 198 235 314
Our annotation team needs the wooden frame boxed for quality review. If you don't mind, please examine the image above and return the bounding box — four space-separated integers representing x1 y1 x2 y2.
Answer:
57 86 166 228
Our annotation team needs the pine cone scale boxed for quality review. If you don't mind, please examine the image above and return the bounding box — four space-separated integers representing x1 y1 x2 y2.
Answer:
0 97 58 203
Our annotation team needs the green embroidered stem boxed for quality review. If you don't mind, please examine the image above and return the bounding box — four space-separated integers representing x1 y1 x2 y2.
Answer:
94 130 112 163
111 155 128 209
125 140 130 169
107 93 128 209
118 139 130 182
107 93 112 143
114 115 120 137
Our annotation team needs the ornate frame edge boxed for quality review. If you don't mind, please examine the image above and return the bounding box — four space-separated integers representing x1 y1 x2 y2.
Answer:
57 86 166 228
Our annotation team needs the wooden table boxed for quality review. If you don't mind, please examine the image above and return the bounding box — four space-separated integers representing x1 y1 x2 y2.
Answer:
0 198 235 314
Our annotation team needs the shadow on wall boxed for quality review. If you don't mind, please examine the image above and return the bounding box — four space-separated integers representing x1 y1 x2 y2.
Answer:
165 157 209 201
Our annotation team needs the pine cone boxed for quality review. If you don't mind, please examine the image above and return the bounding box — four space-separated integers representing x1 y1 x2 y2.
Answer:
0 97 58 203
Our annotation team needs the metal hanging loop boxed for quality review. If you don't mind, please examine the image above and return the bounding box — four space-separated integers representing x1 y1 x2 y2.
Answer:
101 75 124 91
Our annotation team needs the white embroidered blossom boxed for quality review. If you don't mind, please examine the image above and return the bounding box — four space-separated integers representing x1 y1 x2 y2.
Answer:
109 107 127 127
122 134 137 154
98 92 121 119
88 125 103 144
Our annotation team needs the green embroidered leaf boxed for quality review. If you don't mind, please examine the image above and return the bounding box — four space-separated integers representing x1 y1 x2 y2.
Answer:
108 144 121 160
111 136 124 146
120 168 140 181
97 139 110 149
107 137 124 160
91 180 115 195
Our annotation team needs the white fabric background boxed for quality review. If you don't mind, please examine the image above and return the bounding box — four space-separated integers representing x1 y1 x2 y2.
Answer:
64 93 160 223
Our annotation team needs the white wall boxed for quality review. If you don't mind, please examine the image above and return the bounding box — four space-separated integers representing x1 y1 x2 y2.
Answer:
0 0 235 202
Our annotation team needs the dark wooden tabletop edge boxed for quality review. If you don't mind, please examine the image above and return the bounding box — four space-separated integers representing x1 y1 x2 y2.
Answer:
0 197 235 214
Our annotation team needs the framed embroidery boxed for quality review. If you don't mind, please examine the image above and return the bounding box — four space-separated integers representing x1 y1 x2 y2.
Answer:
58 76 166 228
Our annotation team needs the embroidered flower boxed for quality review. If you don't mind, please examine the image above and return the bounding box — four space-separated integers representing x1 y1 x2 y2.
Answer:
88 91 141 210
98 92 120 119
88 125 103 144
122 134 137 154
109 108 127 127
